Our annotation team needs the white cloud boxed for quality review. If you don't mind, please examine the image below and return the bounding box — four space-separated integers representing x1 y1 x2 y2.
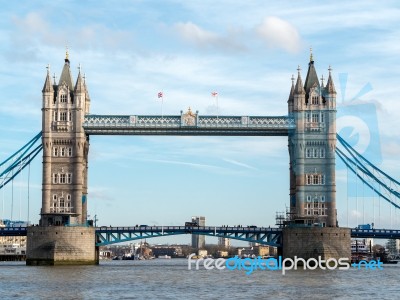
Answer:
256 16 301 53
174 22 246 52
175 22 218 45
223 158 257 170
7 12 135 62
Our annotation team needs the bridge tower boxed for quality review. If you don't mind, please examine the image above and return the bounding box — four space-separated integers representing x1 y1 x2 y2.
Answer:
26 52 97 265
284 53 350 260
40 51 90 226
288 53 337 227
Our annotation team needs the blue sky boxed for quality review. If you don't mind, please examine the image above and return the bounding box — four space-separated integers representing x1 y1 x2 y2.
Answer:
1 1 400 244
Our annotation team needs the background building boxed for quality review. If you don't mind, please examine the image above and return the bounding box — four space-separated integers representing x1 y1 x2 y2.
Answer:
191 216 205 249
218 237 231 248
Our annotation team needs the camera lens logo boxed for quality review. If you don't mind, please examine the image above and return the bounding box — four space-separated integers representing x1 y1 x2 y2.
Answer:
336 73 381 197
336 73 381 167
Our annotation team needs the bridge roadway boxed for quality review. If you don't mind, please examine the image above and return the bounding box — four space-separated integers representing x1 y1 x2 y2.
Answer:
2 226 400 247
82 115 295 136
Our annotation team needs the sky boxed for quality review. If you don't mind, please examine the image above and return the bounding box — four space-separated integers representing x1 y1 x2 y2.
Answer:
0 0 399 245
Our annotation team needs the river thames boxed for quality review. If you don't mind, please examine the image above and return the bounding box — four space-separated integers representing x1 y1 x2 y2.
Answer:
0 259 399 299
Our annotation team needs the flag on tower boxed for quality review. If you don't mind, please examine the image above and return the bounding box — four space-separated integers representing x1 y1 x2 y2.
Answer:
158 91 163 99
211 91 218 97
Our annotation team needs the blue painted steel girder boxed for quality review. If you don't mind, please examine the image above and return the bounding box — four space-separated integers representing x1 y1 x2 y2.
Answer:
350 228 400 239
95 226 283 247
0 227 27 236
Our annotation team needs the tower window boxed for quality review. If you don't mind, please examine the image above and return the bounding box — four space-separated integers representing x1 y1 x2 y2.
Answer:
59 198 65 208
306 149 312 158
60 94 67 103
60 174 66 184
67 173 72 184
320 148 325 158
60 148 65 157
313 149 319 158
320 113 324 123
306 173 325 185
306 174 312 185
68 147 73 157
60 112 67 121
312 113 319 123
312 95 319 105
52 174 59 184
53 147 58 157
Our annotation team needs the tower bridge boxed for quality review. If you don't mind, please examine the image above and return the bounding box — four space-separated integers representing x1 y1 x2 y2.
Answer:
1 51 399 265
39 52 337 230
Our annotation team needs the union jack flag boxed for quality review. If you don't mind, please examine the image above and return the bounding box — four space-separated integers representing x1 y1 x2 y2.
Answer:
211 91 218 97
158 92 163 98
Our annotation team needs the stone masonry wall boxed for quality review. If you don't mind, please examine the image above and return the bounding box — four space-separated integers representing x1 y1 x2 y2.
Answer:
283 227 351 260
26 226 98 265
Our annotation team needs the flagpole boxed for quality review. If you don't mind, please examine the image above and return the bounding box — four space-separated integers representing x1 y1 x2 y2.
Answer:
216 94 219 120
211 91 219 123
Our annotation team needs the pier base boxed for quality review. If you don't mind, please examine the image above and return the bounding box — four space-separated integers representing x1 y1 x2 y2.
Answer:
26 226 98 266
282 227 351 261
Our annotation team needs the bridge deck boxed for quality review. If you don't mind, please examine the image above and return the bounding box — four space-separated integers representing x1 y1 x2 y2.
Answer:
83 115 295 136
3 227 400 247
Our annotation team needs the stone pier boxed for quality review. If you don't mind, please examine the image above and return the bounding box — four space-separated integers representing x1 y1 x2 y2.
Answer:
282 227 351 260
26 226 98 266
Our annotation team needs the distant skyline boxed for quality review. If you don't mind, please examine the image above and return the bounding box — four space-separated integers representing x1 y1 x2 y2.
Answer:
0 1 399 245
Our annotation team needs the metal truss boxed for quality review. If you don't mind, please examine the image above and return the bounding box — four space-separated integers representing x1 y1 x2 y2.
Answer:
351 228 400 239
83 115 295 136
0 227 27 236
95 226 283 247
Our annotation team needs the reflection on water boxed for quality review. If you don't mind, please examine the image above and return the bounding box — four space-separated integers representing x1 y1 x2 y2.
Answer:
0 259 399 299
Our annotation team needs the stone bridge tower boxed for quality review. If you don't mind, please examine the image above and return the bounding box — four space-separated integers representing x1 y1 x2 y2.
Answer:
283 55 349 261
40 51 90 226
27 52 96 265
287 54 337 227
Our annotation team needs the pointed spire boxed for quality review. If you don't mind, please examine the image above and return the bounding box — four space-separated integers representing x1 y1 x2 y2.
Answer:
74 64 86 93
294 65 305 95
59 51 74 89
83 73 90 101
65 46 70 63
326 65 336 94
288 74 295 102
304 55 320 94
42 64 54 93
320 74 325 87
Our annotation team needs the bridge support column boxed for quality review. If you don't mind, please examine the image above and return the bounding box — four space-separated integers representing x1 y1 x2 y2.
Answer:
282 227 350 261
26 226 98 265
